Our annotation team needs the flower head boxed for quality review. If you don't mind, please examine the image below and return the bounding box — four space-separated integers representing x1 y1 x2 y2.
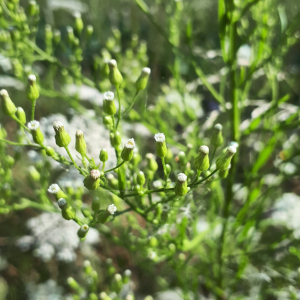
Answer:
108 59 117 68
142 67 151 74
53 121 64 132
177 173 187 183
90 169 101 180
154 133 165 142
57 198 67 208
125 138 135 149
227 146 237 155
48 184 60 194
199 145 209 154
28 120 40 130
76 130 83 137
80 224 89 232
107 204 117 215
104 91 114 101
28 74 36 84
214 123 223 131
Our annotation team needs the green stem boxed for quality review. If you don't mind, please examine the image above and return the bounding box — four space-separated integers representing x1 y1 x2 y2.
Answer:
101 161 106 172
64 146 79 169
21 127 32 144
0 138 41 147
189 169 218 187
161 157 167 184
190 170 201 185
104 160 125 174
81 154 87 169
11 115 31 132
122 90 139 119
31 99 36 121
115 85 121 130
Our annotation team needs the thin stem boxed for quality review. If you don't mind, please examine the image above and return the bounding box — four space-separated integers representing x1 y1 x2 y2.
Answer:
115 85 121 130
101 161 106 172
104 160 125 174
11 115 31 132
64 146 79 169
122 90 139 119
161 157 167 184
21 127 32 144
0 138 41 148
31 99 36 121
190 170 201 185
81 154 87 169
189 169 219 187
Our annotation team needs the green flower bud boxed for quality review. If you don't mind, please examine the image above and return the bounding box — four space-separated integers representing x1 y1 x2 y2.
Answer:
92 197 101 212
73 12 84 35
165 164 171 177
81 207 92 219
103 115 113 130
6 155 15 167
66 26 74 43
27 0 38 16
99 148 108 162
194 145 210 171
103 91 116 115
28 121 44 145
137 171 146 186
121 139 135 161
178 151 186 167
26 75 39 102
53 29 61 44
45 24 53 41
216 146 236 170
45 146 56 157
89 293 98 300
219 164 231 178
146 153 158 172
174 173 188 196
110 131 121 147
67 277 81 291
75 130 87 155
48 184 68 200
108 59 123 86
57 198 76 220
0 89 17 116
77 224 89 239
135 67 151 91
86 25 93 37
154 133 167 158
211 123 223 147
53 121 71 147
28 166 40 182
16 107 26 124
97 204 117 224
83 169 101 190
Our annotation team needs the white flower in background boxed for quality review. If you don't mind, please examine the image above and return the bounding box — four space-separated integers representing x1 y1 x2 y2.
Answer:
28 120 40 130
237 44 251 66
177 173 187 183
16 212 100 262
148 251 157 260
107 204 117 215
104 91 114 100
26 279 63 300
124 138 135 149
154 133 165 142
47 184 60 194
142 67 151 74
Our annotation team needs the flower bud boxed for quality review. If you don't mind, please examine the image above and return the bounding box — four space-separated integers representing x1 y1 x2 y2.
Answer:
26 75 39 102
103 91 116 115
178 151 186 167
154 133 167 158
0 89 17 116
216 146 236 170
75 130 87 155
103 115 113 130
92 197 101 212
29 166 40 182
66 26 74 43
83 169 101 190
137 171 146 186
211 123 223 147
194 145 210 171
53 121 71 147
77 224 89 239
121 139 135 161
53 29 61 44
27 0 38 16
219 164 231 178
57 198 76 220
6 155 15 168
48 184 68 200
67 277 81 291
16 107 26 124
73 12 84 35
146 153 158 172
45 146 56 158
28 120 44 145
135 67 151 91
81 207 92 219
108 59 123 86
174 173 188 196
97 204 117 224
110 131 121 147
86 25 93 37
165 164 171 177
99 148 108 162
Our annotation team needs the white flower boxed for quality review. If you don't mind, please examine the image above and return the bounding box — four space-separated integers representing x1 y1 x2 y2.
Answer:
146 153 155 160
28 74 36 82
57 198 67 208
108 59 117 67
47 183 60 194
53 121 63 131
107 204 117 215
214 123 222 130
227 146 237 155
124 269 132 277
199 145 209 154
104 91 114 101
28 120 40 130
0 89 8 97
114 273 122 281
75 130 83 137
80 224 89 232
90 169 101 180
177 173 187 182
125 138 135 149
73 11 81 18
154 133 165 142
148 251 157 260
229 141 239 148
142 67 151 74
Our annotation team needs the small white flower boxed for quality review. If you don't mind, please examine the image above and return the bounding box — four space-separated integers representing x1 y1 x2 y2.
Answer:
47 183 60 194
126 295 134 300
114 273 122 281
100 292 107 299
90 169 101 180
214 123 222 130
0 89 8 97
227 146 237 155
107 204 117 215
148 251 157 260
28 74 36 83
162 204 170 212
199 145 209 154
83 260 91 267
80 224 89 232
57 198 67 208
229 141 239 148
108 59 117 67
124 269 132 277
73 11 81 18
76 130 83 137
154 133 165 142
28 120 40 130
104 91 114 101
125 138 135 149
142 67 151 74
177 173 187 182
53 121 63 131
146 153 155 160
